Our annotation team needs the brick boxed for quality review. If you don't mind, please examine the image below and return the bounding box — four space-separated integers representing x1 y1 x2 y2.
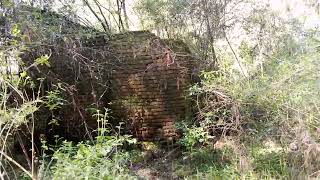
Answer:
23 31 196 142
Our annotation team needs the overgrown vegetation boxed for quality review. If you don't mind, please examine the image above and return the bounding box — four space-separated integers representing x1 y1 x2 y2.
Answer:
1 0 320 179
37 110 138 179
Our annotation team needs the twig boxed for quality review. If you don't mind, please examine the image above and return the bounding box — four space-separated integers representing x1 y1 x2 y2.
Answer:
225 34 247 77
0 150 33 179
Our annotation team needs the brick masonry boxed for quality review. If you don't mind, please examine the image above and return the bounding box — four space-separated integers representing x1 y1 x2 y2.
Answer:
107 31 196 141
24 31 197 141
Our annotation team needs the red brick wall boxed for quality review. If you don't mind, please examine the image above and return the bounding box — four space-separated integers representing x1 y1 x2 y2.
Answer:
107 31 195 141
23 31 196 142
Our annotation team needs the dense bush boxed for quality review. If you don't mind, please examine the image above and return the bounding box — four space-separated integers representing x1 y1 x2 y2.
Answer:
176 29 320 178
42 136 137 179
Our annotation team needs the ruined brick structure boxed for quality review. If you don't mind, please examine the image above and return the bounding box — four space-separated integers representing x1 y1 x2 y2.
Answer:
23 31 196 142
108 31 195 141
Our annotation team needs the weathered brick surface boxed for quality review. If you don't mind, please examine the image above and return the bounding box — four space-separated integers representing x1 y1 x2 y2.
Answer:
24 31 196 141
106 31 195 141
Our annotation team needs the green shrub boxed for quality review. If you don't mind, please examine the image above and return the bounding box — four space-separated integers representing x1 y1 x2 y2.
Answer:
45 136 137 179
181 30 320 178
178 122 214 151
37 109 138 179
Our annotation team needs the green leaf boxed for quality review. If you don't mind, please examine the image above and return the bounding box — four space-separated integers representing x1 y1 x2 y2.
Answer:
35 55 51 67
20 71 27 78
126 138 137 144
12 24 21 37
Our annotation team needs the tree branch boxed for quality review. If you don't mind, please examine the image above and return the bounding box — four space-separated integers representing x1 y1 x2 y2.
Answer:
83 0 108 32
